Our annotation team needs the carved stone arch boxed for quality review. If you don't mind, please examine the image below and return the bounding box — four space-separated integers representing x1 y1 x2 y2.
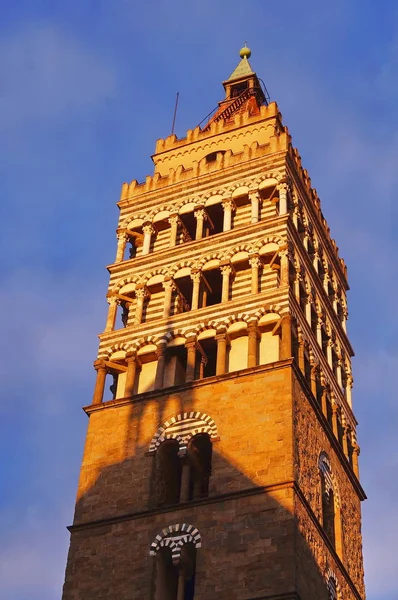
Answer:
326 568 340 600
111 274 142 294
197 252 224 270
131 335 160 353
100 342 129 360
194 320 218 337
254 172 283 187
148 204 174 221
122 214 150 230
143 267 169 285
319 451 340 508
252 235 284 254
169 260 194 278
149 524 202 564
254 304 283 320
149 411 218 453
225 244 251 262
162 330 186 345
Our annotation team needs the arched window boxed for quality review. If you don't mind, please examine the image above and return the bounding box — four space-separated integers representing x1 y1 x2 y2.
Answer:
186 434 212 501
327 573 338 600
319 453 342 555
154 440 181 507
150 525 201 600
149 413 218 506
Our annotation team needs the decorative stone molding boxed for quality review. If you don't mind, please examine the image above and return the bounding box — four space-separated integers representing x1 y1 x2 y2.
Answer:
149 412 218 454
149 524 202 564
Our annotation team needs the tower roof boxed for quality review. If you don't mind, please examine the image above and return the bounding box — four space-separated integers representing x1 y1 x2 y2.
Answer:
226 45 255 82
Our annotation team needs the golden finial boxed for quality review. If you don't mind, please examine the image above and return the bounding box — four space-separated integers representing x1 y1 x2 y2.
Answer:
239 43 251 59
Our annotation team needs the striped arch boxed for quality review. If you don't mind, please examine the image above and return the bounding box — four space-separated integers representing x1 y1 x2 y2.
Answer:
143 267 169 284
99 342 130 360
119 213 150 230
131 335 162 353
110 274 142 294
176 196 202 212
224 313 251 328
326 569 340 599
254 304 285 320
225 244 252 262
149 411 218 454
252 235 285 254
169 260 194 278
195 252 224 270
147 204 175 221
319 451 340 508
253 172 283 187
149 524 202 564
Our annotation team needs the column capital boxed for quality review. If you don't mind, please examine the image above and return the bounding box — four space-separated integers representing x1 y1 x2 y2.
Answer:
93 359 107 371
116 230 130 242
190 270 201 284
135 285 148 300
194 206 207 220
247 320 260 336
163 277 176 290
168 213 180 226
126 352 137 363
222 198 236 211
220 262 232 275
249 253 261 268
277 181 289 192
107 295 120 306
142 222 155 235
155 342 167 358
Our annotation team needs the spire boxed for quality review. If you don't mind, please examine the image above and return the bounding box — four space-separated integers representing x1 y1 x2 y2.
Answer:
226 44 255 82
202 45 267 130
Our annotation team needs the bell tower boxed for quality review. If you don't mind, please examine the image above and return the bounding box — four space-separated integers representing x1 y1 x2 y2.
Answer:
62 47 366 600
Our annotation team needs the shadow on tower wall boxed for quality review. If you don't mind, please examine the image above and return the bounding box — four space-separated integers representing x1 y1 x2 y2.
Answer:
61 362 365 600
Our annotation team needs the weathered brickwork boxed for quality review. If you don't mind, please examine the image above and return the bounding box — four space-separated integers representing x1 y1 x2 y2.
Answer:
62 47 366 600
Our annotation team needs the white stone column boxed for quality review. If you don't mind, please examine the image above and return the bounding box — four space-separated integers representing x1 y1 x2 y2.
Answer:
249 254 261 294
326 340 333 369
346 374 353 408
247 321 259 368
220 264 232 302
342 308 348 333
92 360 107 405
313 250 319 273
305 296 312 326
154 342 167 389
191 271 201 310
168 214 179 247
194 207 207 240
277 182 288 215
294 272 301 301
185 338 197 382
323 272 330 295
162 278 175 319
336 357 343 388
105 296 119 332
142 223 155 255
124 353 137 397
134 286 147 325
222 199 235 231
215 331 228 375
316 316 323 347
249 191 260 223
115 231 129 263
280 249 289 286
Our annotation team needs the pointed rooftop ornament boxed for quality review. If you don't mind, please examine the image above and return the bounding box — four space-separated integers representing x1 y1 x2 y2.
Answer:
227 44 255 82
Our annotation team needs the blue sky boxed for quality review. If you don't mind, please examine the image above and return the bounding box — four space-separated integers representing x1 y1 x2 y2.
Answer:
0 1 396 598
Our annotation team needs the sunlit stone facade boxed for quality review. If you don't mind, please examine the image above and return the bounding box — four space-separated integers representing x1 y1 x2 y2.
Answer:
62 48 366 600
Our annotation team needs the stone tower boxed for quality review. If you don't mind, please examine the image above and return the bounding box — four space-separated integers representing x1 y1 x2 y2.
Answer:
62 47 366 600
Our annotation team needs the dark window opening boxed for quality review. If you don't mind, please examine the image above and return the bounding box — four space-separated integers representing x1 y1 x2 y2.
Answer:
187 433 212 501
174 276 193 311
311 307 318 336
321 482 336 548
205 152 217 163
200 338 217 378
231 81 248 98
299 284 307 313
179 212 196 240
154 546 178 600
322 330 329 356
304 349 311 385
205 203 224 236
201 269 222 307
154 440 182 507
109 373 118 400
180 543 197 600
